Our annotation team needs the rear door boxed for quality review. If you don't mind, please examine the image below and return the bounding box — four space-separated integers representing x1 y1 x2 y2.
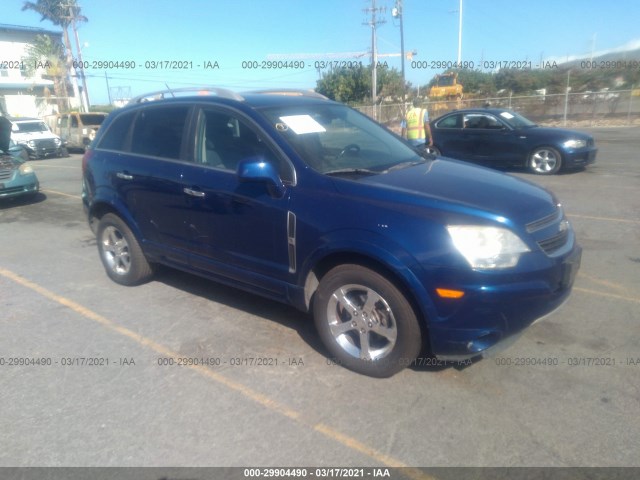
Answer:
99 105 193 265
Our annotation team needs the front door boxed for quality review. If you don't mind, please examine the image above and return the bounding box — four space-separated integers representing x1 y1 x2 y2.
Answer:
181 107 295 293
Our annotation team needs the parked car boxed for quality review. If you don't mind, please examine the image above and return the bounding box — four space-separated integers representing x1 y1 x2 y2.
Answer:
82 88 582 377
429 108 597 174
48 112 108 151
9 117 64 159
0 120 40 200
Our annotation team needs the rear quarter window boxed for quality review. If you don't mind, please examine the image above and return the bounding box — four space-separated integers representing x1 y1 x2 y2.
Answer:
97 111 136 151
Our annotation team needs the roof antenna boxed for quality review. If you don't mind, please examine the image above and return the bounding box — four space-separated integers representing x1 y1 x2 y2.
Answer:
164 83 175 98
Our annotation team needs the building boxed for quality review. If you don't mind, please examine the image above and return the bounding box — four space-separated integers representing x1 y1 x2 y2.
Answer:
0 23 79 118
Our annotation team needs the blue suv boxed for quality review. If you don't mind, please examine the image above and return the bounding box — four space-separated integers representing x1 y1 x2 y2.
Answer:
82 88 581 377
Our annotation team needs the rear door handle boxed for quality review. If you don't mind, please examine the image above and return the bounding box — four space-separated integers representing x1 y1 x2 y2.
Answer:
116 172 133 180
183 187 206 198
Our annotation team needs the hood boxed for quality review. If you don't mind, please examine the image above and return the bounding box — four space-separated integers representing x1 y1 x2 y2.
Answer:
0 117 11 153
523 126 592 140
346 158 558 225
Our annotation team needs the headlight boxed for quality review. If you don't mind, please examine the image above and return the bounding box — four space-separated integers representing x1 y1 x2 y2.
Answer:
447 225 530 269
563 139 586 149
54 138 62 146
27 140 36 148
19 163 34 175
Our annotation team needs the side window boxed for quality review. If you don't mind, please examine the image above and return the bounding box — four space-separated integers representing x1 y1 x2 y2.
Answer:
196 109 293 182
464 113 502 129
70 115 78 127
130 106 189 159
60 115 68 128
97 111 136 151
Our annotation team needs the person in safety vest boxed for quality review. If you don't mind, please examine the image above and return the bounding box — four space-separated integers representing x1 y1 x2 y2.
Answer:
401 99 432 148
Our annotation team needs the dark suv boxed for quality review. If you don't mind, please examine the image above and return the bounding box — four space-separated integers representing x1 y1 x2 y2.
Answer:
82 87 582 377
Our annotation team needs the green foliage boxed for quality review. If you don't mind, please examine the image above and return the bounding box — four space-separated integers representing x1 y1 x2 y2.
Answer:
22 34 65 78
418 66 638 98
316 64 407 104
22 0 87 28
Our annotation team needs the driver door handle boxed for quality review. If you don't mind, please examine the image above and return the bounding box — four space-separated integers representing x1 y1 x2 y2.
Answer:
116 171 133 180
183 187 206 198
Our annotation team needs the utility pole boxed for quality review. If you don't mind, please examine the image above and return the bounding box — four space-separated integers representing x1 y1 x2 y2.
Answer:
60 1 88 112
363 0 386 112
457 0 463 64
71 17 90 111
392 0 406 110
105 72 112 105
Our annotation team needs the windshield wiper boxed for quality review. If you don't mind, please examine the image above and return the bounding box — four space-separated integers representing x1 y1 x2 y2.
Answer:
385 158 428 172
324 167 380 176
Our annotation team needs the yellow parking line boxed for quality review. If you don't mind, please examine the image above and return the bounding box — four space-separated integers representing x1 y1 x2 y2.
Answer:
41 189 81 200
574 287 640 305
568 213 640 225
0 267 435 479
578 273 632 294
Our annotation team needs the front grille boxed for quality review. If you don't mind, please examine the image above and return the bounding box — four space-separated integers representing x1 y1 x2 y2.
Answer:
526 209 562 233
0 169 14 180
537 229 569 255
0 186 29 195
35 139 57 150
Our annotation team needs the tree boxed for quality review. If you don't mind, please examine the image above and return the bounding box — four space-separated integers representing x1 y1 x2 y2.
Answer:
316 65 407 104
22 0 88 110
22 34 68 111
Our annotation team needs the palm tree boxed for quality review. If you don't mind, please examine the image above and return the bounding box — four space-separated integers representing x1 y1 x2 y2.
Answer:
22 34 68 111
22 0 88 110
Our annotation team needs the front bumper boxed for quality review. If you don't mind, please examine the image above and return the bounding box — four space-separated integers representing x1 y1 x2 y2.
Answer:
23 142 62 159
426 244 582 360
563 147 597 169
0 174 39 199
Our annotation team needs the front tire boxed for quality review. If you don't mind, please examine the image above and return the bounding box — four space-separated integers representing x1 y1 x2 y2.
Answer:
529 146 562 174
96 213 154 286
313 265 422 378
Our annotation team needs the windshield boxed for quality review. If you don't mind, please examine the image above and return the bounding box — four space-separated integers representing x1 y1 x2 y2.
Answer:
260 104 421 175
14 121 48 133
498 111 537 129
437 75 454 87
79 114 106 126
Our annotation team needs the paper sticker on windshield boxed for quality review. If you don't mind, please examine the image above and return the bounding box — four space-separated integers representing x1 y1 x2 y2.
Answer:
500 112 514 119
279 115 326 135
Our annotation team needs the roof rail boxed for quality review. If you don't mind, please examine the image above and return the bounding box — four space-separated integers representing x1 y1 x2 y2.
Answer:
245 89 329 100
128 87 244 104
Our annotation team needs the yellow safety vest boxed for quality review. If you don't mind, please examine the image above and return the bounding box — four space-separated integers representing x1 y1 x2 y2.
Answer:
406 108 426 140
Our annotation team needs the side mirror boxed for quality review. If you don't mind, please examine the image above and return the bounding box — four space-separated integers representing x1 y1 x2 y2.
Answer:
237 157 286 198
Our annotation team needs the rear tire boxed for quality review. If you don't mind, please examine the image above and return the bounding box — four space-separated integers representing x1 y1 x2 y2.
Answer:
96 213 154 286
313 264 422 378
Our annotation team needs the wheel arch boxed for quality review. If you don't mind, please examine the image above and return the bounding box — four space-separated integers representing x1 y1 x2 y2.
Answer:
87 196 143 242
302 250 435 352
528 144 564 173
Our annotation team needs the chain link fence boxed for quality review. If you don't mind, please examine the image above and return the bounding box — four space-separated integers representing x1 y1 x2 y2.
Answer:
355 89 640 132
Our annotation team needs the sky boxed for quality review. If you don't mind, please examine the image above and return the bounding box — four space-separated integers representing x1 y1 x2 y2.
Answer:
4 0 640 105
